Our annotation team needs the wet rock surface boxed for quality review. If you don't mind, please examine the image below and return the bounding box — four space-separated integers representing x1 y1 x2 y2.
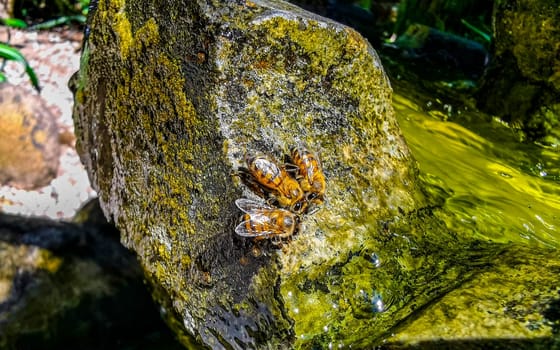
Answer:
383 243 560 349
72 0 425 348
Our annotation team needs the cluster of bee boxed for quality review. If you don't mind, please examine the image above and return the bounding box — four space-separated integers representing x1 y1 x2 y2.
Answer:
234 147 326 241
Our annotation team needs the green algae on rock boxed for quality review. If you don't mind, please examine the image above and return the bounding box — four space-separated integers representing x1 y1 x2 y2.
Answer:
384 245 560 350
71 1 560 349
72 0 428 348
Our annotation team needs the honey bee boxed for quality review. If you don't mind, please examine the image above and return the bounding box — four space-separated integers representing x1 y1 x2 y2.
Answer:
234 198 298 240
241 153 305 212
290 147 326 205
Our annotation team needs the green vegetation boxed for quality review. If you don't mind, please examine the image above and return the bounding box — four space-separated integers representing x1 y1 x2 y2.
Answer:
0 18 28 28
14 0 90 25
0 0 92 91
28 0 90 29
29 14 86 30
0 19 40 91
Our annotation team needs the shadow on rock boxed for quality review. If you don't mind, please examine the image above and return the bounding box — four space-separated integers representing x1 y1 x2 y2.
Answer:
0 199 184 350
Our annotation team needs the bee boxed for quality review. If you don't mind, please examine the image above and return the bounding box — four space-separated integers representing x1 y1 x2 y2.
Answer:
290 147 326 205
234 198 298 240
241 153 305 212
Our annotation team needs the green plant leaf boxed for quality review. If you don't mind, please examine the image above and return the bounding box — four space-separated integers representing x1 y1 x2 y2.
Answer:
29 15 87 30
0 18 28 28
357 0 371 11
0 43 40 92
80 0 90 15
461 19 491 43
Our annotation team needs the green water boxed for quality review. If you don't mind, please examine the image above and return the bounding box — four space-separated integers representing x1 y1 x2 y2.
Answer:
394 91 560 248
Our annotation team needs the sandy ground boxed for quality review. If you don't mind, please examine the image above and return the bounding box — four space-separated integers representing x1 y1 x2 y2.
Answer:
0 25 96 219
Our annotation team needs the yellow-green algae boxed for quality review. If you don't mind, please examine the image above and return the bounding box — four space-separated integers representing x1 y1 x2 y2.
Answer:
395 250 558 340
0 244 63 301
383 87 560 347
75 1 301 347
394 92 560 248
75 0 433 346
215 12 430 347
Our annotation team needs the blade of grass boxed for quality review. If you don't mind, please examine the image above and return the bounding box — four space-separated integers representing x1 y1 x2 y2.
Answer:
461 19 491 43
357 0 371 11
0 18 28 29
29 15 86 30
0 43 40 92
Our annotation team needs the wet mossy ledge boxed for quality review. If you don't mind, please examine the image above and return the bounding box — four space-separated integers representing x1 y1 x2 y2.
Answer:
72 0 560 348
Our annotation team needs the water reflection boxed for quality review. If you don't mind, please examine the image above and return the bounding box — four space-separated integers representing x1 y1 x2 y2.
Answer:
370 252 381 267
394 93 560 248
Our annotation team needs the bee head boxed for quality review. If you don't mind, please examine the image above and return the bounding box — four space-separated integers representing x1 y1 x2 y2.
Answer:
291 200 307 214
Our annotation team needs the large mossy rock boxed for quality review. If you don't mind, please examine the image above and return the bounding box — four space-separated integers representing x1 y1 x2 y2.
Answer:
72 0 426 348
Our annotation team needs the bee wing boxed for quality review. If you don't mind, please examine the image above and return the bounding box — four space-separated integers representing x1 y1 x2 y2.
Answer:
235 198 273 214
234 213 276 238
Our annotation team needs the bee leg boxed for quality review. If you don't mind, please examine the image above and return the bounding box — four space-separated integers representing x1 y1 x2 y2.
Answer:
305 203 321 215
282 152 299 172
234 167 252 183
270 237 285 249
293 220 302 237
233 167 250 177
283 162 299 175
232 168 251 188
251 240 266 257
303 193 325 215
265 197 281 208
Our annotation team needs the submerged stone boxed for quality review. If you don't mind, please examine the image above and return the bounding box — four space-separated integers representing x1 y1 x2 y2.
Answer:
383 244 560 349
